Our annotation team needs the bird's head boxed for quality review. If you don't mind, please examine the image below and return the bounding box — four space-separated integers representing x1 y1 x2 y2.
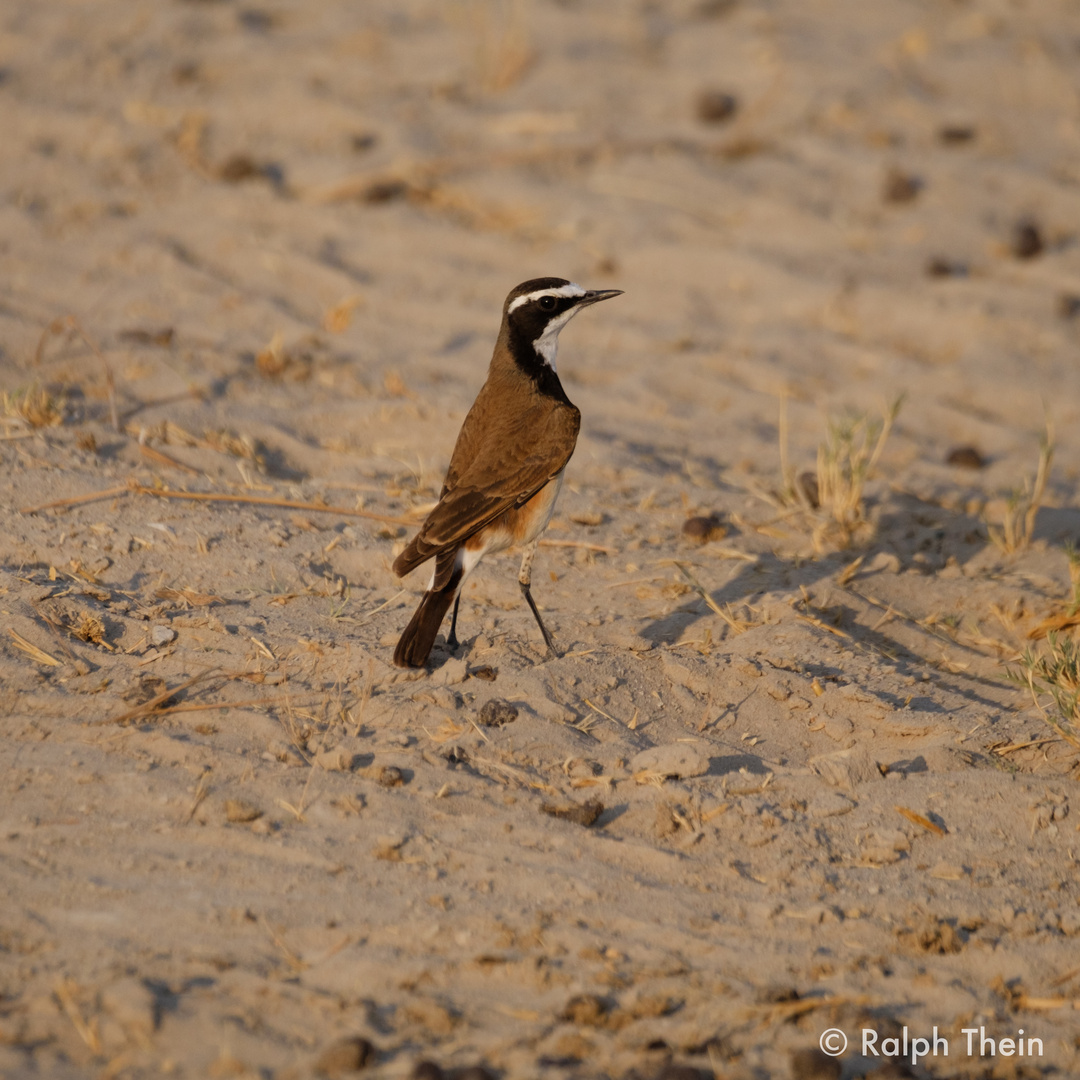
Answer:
502 277 622 373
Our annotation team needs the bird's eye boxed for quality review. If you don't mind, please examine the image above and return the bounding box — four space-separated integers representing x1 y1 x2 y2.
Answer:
539 295 557 311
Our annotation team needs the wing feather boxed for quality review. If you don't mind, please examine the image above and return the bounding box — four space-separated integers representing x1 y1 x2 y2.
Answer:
393 389 579 577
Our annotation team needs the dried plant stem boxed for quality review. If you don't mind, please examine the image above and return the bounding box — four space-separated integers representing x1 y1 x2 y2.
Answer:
97 671 219 726
19 478 415 526
351 658 376 736
539 538 616 554
138 443 201 474
7 628 62 666
778 388 796 504
182 769 212 824
54 979 101 1054
18 484 130 514
129 484 414 524
34 316 118 430
672 561 748 634
989 421 1054 554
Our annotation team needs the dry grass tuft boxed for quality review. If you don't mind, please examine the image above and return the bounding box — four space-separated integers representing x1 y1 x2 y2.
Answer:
200 429 266 468
461 0 535 95
66 610 108 646
2 383 64 428
1028 544 1080 640
1008 632 1080 751
323 294 364 333
255 332 297 379
776 396 901 550
812 398 901 549
988 422 1054 554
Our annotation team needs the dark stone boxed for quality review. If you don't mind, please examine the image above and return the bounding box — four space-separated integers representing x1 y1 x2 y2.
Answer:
540 799 604 827
695 90 738 124
411 1062 444 1080
314 1036 376 1077
790 1047 841 1080
882 168 921 204
945 446 986 470
1011 220 1043 259
681 514 726 544
478 699 516 726
939 124 976 144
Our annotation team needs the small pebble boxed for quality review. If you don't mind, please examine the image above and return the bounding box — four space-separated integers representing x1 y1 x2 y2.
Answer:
945 445 985 470
218 154 263 183
478 699 517 727
882 168 921 204
540 799 604 827
871 1064 917 1078
1057 293 1080 319
695 89 738 123
123 674 170 705
411 1063 444 1080
656 1067 707 1080
363 179 408 204
454 1069 495 1080
939 124 976 144
681 514 726 544
630 744 709 779
117 327 174 347
926 256 967 278
376 766 405 788
789 1047 841 1080
1011 219 1043 259
237 9 274 32
698 0 738 16
224 799 263 824
570 510 604 526
314 1036 375 1077
150 626 176 647
560 993 609 1025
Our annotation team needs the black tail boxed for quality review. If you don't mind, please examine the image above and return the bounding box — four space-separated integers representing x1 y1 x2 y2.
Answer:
393 586 458 668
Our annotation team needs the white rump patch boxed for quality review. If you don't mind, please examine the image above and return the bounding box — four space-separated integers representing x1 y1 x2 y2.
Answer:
425 544 486 593
506 281 586 314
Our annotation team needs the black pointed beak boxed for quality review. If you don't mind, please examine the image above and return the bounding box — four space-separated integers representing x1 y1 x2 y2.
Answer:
577 288 624 307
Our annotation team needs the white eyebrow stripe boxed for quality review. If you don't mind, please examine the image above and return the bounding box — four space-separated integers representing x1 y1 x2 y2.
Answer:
507 282 586 313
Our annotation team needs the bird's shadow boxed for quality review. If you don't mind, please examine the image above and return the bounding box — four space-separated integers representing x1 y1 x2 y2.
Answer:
640 492 1080 708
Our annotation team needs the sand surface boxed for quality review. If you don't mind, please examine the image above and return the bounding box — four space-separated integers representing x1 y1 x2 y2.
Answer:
2 1 1080 1077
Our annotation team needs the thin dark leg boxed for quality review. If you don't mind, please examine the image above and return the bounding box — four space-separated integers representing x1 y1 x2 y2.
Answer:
447 593 462 650
520 581 557 658
517 540 556 658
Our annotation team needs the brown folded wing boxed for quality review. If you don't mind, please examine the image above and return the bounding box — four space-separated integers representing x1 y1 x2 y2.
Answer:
393 387 579 580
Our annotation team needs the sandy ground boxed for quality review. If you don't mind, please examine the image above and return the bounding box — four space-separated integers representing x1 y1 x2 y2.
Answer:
3 1 1080 1077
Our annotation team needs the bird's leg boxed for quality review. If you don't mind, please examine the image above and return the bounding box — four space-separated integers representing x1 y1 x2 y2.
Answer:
518 540 557 658
447 593 462 651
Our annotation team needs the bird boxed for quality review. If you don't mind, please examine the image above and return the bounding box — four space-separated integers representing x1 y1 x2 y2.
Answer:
392 277 622 669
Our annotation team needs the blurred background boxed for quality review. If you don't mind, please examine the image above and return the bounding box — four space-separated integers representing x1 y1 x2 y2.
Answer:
3 0 1079 484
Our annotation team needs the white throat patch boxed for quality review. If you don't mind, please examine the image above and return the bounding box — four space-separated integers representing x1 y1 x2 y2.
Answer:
506 281 586 314
532 305 582 371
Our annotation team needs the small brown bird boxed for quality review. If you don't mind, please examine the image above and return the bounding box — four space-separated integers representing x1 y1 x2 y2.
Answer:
392 277 622 668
